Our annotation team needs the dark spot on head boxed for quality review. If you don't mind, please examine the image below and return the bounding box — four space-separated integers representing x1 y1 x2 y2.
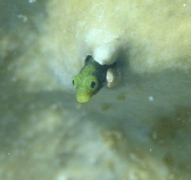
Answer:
91 81 96 88
72 80 74 85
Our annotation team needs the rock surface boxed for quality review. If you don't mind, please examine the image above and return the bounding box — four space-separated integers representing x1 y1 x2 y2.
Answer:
1 0 191 180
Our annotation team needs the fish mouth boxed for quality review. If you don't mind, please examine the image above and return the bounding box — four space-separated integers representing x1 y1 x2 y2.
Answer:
76 93 91 103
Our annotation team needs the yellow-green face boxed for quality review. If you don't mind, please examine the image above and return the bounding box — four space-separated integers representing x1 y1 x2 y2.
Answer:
72 72 99 103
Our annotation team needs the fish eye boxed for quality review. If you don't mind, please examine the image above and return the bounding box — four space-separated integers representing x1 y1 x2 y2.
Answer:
91 81 96 88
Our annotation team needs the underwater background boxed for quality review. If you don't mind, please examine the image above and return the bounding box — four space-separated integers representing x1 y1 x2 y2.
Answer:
1 0 191 179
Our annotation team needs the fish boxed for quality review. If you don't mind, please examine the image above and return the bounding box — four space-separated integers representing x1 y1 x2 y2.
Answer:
72 55 117 103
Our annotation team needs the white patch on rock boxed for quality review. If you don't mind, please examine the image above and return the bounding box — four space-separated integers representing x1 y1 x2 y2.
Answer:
93 45 117 65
